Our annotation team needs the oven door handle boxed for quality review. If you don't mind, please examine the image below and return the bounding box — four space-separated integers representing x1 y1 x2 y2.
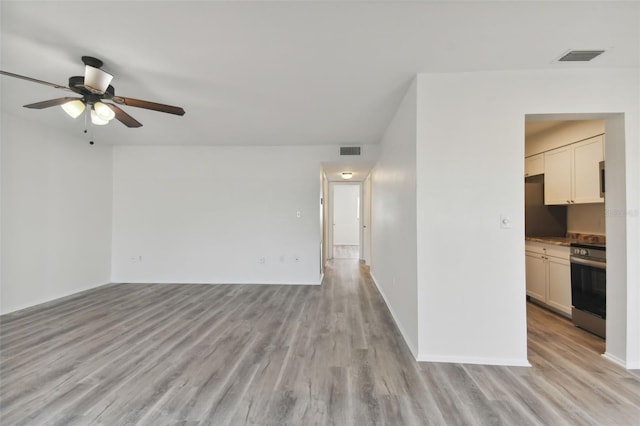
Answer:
570 256 606 269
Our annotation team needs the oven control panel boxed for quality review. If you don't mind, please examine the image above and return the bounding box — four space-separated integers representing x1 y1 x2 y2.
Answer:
572 248 589 256
571 246 606 261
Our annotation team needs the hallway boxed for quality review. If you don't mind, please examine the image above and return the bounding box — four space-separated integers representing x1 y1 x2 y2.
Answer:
1 259 638 424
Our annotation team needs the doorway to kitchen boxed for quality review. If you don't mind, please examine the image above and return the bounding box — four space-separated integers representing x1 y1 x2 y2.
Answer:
523 113 627 367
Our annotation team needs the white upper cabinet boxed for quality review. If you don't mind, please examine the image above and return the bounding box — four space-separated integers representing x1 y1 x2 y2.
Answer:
524 153 544 177
544 135 604 205
572 136 604 203
544 146 572 204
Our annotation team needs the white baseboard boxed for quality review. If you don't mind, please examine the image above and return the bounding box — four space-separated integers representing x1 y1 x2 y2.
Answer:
417 354 531 367
111 280 321 286
369 272 418 358
602 351 627 368
0 281 112 316
625 360 640 370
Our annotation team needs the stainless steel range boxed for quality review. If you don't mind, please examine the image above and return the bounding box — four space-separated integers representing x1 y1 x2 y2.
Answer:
570 243 606 338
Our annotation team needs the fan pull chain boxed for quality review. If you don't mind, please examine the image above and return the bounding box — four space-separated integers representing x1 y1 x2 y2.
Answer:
83 106 94 145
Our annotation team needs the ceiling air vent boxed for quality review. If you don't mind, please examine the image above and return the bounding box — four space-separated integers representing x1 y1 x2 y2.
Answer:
340 146 361 156
558 50 605 62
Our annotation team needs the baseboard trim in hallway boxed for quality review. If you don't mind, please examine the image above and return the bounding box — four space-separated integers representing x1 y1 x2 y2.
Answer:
369 271 419 359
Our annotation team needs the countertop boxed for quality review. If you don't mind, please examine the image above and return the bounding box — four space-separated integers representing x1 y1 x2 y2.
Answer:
525 233 606 247
525 236 575 246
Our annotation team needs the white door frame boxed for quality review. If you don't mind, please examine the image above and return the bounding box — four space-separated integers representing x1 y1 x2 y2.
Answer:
362 174 372 265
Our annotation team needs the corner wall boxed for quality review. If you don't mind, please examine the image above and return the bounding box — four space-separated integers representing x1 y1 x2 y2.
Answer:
1 113 113 314
415 69 639 367
370 78 418 356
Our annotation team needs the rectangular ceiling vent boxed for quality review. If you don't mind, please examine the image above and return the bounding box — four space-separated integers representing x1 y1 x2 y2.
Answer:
340 146 361 156
558 50 605 62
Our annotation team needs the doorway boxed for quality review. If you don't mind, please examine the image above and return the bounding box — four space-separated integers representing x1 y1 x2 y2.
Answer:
524 113 627 366
331 183 361 259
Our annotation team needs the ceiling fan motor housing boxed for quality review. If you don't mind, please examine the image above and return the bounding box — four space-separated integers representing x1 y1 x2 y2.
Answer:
81 56 104 69
68 76 115 102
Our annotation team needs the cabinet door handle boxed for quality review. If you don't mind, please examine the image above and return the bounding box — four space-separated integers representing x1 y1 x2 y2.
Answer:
566 200 571 204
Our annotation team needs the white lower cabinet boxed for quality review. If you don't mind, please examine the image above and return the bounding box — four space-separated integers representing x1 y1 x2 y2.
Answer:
525 242 571 317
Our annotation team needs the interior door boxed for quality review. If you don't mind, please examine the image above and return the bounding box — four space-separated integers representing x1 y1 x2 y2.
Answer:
362 175 372 265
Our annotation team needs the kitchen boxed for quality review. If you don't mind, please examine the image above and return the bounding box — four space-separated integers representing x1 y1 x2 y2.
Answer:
524 119 606 341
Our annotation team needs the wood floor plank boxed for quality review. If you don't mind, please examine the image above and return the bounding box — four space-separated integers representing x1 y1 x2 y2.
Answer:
1 260 639 425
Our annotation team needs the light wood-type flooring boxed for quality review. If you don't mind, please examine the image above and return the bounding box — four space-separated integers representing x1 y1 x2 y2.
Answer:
1 259 639 425
332 245 360 259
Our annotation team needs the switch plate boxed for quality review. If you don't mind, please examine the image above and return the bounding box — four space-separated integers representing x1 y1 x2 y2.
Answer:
296 211 301 218
500 215 512 229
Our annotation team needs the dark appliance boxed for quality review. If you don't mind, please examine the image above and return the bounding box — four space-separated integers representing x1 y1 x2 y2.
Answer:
570 242 606 338
525 175 567 237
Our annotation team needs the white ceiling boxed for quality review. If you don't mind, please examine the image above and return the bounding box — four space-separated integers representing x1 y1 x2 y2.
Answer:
1 1 638 148
322 161 378 182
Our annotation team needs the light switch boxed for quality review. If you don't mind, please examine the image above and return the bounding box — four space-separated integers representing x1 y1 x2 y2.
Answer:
296 211 301 218
500 215 512 229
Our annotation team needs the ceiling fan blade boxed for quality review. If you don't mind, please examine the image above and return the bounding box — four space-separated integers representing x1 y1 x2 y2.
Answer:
111 96 185 116
0 70 70 91
24 97 83 109
105 103 142 128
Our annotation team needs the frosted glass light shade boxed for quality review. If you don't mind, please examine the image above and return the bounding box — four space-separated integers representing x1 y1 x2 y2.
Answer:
61 100 86 118
94 102 115 121
341 172 353 179
91 109 109 125
84 65 113 94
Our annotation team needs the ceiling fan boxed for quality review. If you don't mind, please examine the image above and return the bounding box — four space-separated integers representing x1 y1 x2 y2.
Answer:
0 56 185 128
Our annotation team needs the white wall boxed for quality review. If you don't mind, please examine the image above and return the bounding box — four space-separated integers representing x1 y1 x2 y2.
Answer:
1 113 113 314
332 184 360 245
567 203 606 235
111 145 349 285
415 69 639 368
370 78 419 357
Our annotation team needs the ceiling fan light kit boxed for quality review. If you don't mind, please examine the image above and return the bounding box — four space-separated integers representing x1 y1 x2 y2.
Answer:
90 109 109 125
61 99 86 118
93 101 115 121
0 55 185 130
